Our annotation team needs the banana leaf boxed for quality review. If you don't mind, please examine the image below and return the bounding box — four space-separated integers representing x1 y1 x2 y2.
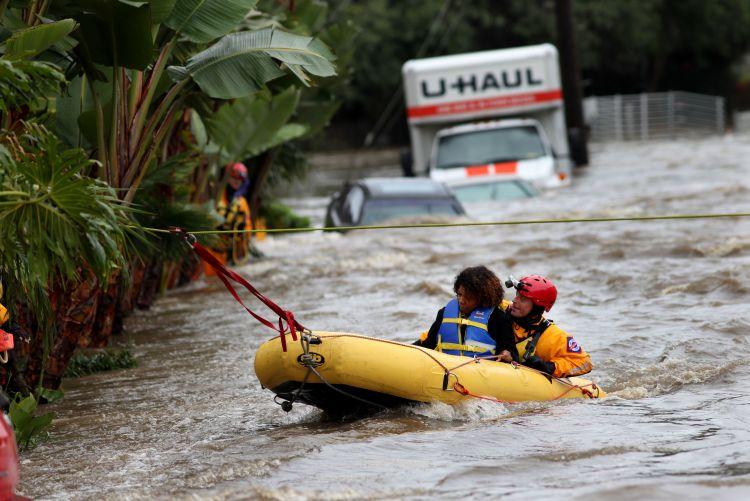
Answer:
72 0 154 70
206 86 307 160
147 0 177 24
170 27 336 99
2 19 77 60
165 0 258 43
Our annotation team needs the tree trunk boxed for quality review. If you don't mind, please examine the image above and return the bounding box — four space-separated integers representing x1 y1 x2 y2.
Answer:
137 259 162 309
42 272 100 390
86 271 121 348
24 283 66 390
178 253 202 286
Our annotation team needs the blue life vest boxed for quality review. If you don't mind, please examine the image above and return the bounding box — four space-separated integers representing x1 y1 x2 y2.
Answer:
437 299 496 357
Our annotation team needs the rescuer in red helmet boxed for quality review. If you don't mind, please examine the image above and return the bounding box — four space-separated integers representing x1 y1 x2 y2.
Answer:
501 275 593 377
216 162 253 265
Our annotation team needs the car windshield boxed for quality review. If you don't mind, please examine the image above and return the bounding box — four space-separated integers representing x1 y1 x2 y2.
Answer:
360 199 461 225
435 126 547 169
451 180 536 203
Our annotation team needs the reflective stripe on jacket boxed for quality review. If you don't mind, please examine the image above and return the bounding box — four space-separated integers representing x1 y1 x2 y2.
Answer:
219 192 252 235
437 299 496 357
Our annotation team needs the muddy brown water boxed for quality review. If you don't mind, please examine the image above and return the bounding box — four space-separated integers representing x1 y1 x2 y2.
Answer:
20 137 750 499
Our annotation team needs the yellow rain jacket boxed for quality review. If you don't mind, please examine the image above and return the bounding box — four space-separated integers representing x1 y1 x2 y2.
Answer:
0 281 8 326
500 300 593 378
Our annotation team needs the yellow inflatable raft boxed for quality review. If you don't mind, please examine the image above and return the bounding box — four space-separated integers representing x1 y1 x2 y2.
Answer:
255 331 605 415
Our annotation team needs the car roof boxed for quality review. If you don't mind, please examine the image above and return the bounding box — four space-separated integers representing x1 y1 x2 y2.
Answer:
357 177 453 198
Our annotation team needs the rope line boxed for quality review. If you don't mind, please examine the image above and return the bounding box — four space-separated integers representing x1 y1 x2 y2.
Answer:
142 211 750 236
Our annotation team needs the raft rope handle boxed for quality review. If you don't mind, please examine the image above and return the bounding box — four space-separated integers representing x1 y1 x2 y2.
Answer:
274 332 390 412
170 227 304 352
281 333 317 411
0 351 7 364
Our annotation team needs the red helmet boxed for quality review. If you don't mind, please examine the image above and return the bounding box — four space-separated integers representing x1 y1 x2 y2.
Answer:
516 275 557 312
228 162 248 180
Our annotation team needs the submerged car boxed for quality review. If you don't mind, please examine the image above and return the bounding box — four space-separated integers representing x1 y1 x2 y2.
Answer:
325 177 466 227
449 177 539 204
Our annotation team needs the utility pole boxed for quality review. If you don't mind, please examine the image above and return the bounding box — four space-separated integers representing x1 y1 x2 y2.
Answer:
555 0 589 166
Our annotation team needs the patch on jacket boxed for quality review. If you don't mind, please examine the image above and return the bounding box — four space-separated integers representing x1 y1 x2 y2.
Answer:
567 337 581 353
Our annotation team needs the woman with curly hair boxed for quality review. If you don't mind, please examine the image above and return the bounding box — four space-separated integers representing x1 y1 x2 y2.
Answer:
415 266 517 362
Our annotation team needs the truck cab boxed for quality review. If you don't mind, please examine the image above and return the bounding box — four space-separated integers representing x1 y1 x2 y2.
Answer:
402 44 571 190
430 118 565 189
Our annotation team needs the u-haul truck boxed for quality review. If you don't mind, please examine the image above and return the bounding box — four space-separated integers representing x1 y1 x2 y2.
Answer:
402 44 571 190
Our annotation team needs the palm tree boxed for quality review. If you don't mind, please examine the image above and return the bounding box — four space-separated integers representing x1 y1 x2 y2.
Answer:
0 0 339 390
0 121 139 389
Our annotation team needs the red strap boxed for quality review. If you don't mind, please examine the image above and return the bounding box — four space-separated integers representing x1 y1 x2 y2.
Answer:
182 234 304 352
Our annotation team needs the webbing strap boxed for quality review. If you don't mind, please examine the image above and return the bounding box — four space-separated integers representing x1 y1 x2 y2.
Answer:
183 234 303 352
521 319 551 363
439 342 496 354
442 317 488 331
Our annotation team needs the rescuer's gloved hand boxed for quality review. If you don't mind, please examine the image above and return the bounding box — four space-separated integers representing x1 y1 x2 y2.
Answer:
523 355 556 375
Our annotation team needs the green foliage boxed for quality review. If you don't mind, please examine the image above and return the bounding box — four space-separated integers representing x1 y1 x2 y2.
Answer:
0 124 139 330
263 140 309 191
8 389 63 450
171 27 337 99
574 0 750 95
165 0 259 43
63 0 155 71
63 347 137 378
133 153 221 258
147 0 178 24
0 59 65 119
2 18 77 60
260 199 310 231
206 86 307 161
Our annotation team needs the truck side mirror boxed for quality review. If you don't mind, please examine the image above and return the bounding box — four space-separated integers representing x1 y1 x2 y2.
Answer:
400 148 415 177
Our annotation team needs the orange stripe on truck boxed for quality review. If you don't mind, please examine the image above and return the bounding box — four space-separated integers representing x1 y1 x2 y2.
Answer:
494 161 517 174
465 162 518 177
466 165 490 176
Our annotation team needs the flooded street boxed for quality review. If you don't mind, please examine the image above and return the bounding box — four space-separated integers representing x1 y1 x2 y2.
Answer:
21 136 750 499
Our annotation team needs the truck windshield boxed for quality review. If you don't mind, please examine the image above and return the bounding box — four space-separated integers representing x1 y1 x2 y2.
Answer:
435 126 547 169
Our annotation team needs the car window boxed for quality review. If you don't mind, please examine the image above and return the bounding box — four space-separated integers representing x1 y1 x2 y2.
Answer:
452 180 535 203
371 179 446 196
360 199 461 225
436 126 547 169
342 186 365 223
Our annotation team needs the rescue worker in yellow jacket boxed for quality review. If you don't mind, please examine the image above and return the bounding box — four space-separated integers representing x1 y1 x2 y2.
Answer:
0 280 29 397
415 266 518 361
502 274 593 378
217 162 253 265
0 288 8 328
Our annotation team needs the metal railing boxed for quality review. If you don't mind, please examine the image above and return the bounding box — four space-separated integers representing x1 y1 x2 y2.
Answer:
584 91 725 142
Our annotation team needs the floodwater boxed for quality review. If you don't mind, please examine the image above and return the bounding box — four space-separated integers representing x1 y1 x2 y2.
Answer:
20 137 750 500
